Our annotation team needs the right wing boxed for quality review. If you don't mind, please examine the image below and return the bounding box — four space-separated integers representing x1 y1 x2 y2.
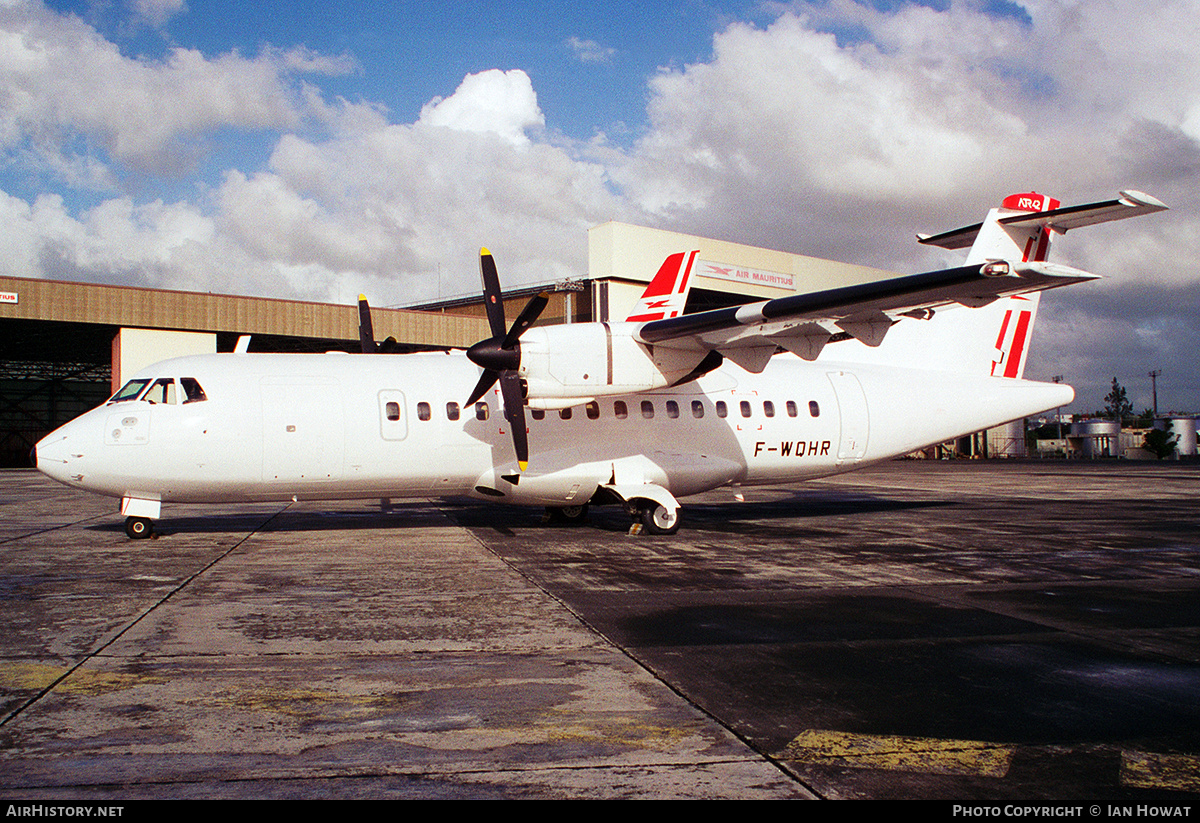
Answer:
634 260 1098 372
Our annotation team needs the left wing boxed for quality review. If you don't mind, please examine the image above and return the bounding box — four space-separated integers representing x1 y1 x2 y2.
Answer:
634 260 1097 372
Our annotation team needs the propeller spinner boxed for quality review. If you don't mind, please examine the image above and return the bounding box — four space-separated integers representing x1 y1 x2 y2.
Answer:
465 248 548 471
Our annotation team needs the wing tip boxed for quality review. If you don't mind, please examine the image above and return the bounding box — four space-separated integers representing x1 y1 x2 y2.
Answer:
1118 190 1168 211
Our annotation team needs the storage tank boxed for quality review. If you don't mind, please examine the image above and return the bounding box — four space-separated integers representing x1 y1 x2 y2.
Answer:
1070 420 1121 458
1157 417 1198 457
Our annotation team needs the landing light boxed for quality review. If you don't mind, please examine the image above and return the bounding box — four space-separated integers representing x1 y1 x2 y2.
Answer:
981 261 1011 277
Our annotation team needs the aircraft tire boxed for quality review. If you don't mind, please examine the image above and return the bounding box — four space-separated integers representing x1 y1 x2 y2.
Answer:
547 504 588 525
640 503 680 536
124 516 153 540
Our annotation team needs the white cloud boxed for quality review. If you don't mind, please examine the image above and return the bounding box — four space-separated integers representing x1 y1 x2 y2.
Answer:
129 0 186 28
0 1 354 179
566 36 616 64
418 69 545 147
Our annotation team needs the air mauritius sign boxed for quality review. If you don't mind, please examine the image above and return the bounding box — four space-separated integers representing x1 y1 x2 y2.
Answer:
698 260 795 290
0 291 17 305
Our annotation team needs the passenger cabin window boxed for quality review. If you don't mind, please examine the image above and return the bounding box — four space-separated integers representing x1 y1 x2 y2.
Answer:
531 408 545 420
417 402 431 421
110 378 150 403
692 400 704 418
786 400 798 418
666 400 679 419
586 401 600 420
446 402 460 421
716 400 727 418
181 377 207 403
385 402 401 421
614 401 628 419
809 400 820 417
641 400 654 419
144 378 176 405
763 400 775 418
475 402 489 421
559 407 572 420
740 400 752 418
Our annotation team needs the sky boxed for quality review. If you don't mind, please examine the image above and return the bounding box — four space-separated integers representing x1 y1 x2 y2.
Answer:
2 0 1198 414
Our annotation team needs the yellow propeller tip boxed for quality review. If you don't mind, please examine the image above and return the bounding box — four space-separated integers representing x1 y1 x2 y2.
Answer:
481 247 492 256
358 293 368 302
518 461 528 472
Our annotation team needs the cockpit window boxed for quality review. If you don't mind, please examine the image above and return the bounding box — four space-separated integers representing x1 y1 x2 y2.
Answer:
110 378 150 403
181 377 207 403
143 378 177 404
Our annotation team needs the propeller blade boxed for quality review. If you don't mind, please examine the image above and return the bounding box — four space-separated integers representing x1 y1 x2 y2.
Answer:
469 246 532 470
479 248 507 339
466 369 499 407
357 294 376 353
499 370 529 471
502 291 550 349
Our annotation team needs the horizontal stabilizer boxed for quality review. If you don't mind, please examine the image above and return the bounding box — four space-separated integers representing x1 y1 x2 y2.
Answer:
919 190 1167 250
998 190 1167 232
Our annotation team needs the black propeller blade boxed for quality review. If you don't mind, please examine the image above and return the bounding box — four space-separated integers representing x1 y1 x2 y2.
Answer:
358 294 398 353
464 248 548 471
358 294 376 354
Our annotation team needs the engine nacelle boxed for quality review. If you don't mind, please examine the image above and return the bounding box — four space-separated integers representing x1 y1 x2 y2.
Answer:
519 322 710 403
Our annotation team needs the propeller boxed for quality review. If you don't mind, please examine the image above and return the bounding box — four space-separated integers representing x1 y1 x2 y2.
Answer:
465 248 549 471
358 295 398 353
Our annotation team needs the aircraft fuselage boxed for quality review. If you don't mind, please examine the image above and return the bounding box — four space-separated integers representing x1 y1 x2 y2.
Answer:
35 349 1071 519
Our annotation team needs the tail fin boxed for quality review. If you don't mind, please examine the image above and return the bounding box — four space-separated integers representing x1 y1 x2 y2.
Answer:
625 250 698 321
853 190 1168 378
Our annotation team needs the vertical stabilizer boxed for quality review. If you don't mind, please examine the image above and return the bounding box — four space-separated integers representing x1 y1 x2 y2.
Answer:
965 192 1060 265
626 250 699 321
889 189 1167 377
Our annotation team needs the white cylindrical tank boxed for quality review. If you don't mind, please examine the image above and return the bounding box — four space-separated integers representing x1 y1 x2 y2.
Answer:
1157 417 1197 456
1071 420 1120 458
987 419 1027 457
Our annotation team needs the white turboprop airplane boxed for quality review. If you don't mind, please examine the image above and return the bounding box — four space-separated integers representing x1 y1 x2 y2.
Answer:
34 191 1166 539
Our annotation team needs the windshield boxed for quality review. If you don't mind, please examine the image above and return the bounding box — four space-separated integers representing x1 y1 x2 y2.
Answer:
109 378 150 403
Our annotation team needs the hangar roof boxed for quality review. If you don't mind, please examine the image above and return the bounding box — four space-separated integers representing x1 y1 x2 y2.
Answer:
0 275 488 349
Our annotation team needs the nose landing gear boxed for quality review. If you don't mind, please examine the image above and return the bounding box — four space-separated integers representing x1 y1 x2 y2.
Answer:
124 516 153 539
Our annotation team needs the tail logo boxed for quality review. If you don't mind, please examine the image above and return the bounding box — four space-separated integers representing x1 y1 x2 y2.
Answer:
1002 192 1061 213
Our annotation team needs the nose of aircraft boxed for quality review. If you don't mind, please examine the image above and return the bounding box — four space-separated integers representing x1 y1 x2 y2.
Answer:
35 431 67 481
34 423 84 486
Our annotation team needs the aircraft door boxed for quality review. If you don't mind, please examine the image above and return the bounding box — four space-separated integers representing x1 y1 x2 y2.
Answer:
827 371 869 461
261 376 345 482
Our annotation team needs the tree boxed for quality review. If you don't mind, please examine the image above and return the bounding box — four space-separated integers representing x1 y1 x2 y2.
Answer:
1143 423 1179 460
1104 378 1133 422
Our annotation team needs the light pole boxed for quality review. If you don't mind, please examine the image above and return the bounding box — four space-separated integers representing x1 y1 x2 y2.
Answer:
1149 369 1161 418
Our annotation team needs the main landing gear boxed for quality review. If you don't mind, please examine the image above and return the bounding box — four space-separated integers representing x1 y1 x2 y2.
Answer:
545 503 589 525
124 516 153 539
637 502 681 535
